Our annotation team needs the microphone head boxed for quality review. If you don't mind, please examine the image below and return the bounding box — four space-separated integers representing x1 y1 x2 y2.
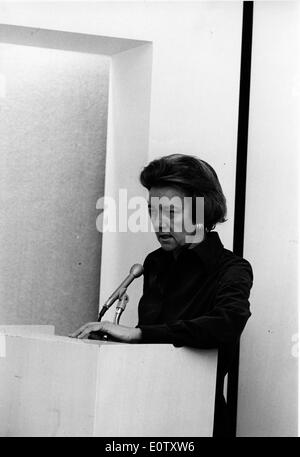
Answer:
130 263 144 278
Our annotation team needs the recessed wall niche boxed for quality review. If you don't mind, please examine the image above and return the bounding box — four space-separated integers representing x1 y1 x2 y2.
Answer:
0 41 110 334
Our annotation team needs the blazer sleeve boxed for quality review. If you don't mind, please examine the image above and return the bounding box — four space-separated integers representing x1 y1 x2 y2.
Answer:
137 263 253 349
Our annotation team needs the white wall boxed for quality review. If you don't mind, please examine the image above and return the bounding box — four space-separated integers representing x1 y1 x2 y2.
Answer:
98 43 153 324
237 1 299 437
0 3 243 256
0 42 110 335
0 1 244 327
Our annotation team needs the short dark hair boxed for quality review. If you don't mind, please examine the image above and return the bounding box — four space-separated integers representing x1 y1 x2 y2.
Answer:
140 154 227 232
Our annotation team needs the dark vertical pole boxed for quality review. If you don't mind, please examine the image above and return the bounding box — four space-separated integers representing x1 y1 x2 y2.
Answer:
227 1 254 437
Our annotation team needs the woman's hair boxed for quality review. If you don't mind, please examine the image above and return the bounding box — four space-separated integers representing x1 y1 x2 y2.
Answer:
140 154 227 232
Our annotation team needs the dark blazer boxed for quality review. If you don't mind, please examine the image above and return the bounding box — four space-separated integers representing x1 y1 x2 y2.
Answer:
136 231 253 436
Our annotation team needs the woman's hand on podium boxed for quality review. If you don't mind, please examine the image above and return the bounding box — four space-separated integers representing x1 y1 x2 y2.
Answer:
69 321 142 344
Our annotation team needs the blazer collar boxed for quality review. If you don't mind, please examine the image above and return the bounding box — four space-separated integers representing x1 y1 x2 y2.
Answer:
189 231 224 271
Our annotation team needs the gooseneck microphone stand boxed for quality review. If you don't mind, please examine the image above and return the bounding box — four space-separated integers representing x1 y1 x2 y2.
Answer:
94 288 129 341
112 288 129 325
93 264 143 341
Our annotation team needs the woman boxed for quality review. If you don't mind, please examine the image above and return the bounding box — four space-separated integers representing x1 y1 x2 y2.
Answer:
70 154 253 437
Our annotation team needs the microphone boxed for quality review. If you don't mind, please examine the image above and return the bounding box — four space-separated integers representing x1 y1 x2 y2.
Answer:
98 263 144 321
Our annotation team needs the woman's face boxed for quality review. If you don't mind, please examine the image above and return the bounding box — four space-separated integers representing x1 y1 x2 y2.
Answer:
148 186 197 252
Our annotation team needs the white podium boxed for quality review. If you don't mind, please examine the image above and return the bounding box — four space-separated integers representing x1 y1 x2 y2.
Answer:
0 326 218 437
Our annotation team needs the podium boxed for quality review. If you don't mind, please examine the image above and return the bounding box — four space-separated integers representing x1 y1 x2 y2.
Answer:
0 326 218 437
